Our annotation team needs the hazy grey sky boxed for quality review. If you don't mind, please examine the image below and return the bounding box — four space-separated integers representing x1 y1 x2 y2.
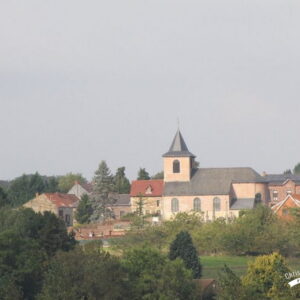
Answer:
1 1 300 181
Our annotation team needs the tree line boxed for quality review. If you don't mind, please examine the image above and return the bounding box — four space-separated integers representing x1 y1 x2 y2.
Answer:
0 206 202 300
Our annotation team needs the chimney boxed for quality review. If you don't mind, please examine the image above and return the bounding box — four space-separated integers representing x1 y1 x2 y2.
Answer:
261 171 267 177
35 192 39 198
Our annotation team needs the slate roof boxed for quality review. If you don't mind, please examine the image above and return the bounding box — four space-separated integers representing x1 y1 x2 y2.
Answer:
130 180 164 197
163 167 263 196
230 198 255 210
263 174 300 185
162 130 195 157
80 182 93 193
114 194 130 206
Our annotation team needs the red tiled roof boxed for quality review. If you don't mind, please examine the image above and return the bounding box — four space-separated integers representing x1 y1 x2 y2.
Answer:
130 180 164 197
44 193 79 208
292 194 300 201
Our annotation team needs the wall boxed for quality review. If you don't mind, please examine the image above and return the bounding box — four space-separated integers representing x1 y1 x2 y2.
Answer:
164 157 191 182
131 196 162 215
162 195 230 220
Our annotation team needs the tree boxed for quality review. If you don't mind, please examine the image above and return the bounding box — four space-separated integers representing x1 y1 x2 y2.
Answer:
217 265 250 300
75 194 92 224
169 231 202 278
123 247 196 300
38 248 127 300
58 173 87 193
90 161 116 222
294 163 300 174
137 168 150 180
242 252 299 299
0 186 9 207
7 173 60 207
151 171 164 179
283 169 292 175
0 207 76 299
114 167 131 194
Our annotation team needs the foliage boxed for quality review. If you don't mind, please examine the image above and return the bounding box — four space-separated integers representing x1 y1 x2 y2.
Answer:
151 171 164 179
217 265 250 300
122 247 196 300
75 194 92 224
137 168 150 180
293 163 300 174
114 167 131 194
57 172 86 193
38 248 126 300
0 207 76 299
283 169 292 175
169 231 202 279
90 161 116 222
242 252 300 299
6 173 59 207
0 186 9 207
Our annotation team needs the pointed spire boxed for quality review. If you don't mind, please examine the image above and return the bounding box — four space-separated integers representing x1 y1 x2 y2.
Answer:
162 130 195 157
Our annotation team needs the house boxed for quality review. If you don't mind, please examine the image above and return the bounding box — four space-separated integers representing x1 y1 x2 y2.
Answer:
68 181 93 199
262 174 300 206
23 193 79 226
130 129 271 221
110 194 131 219
271 194 300 220
130 180 164 215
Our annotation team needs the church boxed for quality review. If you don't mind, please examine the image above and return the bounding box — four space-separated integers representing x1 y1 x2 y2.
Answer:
130 129 269 220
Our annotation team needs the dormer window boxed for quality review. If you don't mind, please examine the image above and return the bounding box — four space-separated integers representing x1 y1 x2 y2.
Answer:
145 186 152 195
173 160 180 173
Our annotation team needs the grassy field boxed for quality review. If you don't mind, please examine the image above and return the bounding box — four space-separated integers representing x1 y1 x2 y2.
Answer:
201 255 253 278
201 256 300 279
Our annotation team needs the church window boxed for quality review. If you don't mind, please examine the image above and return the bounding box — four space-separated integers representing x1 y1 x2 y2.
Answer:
173 160 180 173
171 198 179 212
213 197 221 211
193 198 201 211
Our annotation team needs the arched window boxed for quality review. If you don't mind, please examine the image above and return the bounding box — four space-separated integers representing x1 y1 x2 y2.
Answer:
173 160 180 173
193 198 201 211
171 198 179 212
213 197 221 211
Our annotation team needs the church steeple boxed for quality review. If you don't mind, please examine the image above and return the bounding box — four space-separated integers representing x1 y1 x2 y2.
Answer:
163 130 196 182
163 130 195 158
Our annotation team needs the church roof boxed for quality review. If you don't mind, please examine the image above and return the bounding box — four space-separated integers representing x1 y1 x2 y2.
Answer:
163 167 263 196
162 130 195 158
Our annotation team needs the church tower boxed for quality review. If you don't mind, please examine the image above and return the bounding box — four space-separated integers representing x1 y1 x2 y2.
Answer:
163 130 196 182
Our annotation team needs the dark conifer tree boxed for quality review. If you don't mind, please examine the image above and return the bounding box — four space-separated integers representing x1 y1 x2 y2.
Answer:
169 231 202 278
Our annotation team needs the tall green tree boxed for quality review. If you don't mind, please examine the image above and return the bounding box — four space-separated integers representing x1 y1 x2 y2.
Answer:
137 168 150 180
169 231 202 279
75 194 92 224
114 167 131 194
151 171 164 179
90 161 116 222
58 173 87 193
294 163 300 174
0 186 9 207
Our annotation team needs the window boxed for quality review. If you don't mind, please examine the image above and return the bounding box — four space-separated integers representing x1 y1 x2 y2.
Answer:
120 211 125 218
213 197 221 211
171 198 179 212
58 209 63 218
173 160 180 173
193 198 201 211
157 200 160 207
272 190 278 201
65 214 70 226
286 190 292 196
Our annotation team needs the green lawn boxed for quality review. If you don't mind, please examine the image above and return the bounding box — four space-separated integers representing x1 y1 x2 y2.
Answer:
201 256 300 279
201 255 254 279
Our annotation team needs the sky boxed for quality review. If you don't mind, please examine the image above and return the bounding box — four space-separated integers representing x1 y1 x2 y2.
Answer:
1 0 300 181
